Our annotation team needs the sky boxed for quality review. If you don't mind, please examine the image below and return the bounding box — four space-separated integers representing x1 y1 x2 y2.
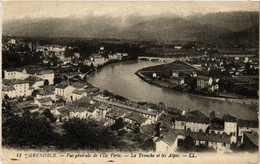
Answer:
2 1 259 20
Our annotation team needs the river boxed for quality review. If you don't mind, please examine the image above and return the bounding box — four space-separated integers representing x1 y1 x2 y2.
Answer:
87 60 258 120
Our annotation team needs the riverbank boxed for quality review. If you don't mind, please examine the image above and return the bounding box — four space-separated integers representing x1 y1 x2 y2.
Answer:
135 71 259 107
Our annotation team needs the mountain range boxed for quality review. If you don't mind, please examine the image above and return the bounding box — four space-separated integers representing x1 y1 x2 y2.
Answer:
3 11 259 41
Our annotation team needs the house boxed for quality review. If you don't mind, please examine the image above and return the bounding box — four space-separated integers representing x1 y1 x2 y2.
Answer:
197 75 213 89
108 54 119 60
95 103 111 119
55 84 75 101
4 68 54 85
174 110 210 133
169 77 185 85
155 130 183 152
8 39 16 44
155 129 232 153
2 79 32 97
66 105 87 119
124 112 149 126
208 123 224 135
52 107 69 122
4 68 29 80
35 70 54 85
172 71 179 77
237 119 258 142
223 114 237 137
91 54 106 66
34 97 53 107
72 89 87 101
36 86 56 100
25 76 44 90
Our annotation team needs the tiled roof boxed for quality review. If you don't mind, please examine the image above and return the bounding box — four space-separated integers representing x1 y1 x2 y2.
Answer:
57 108 69 117
223 114 237 123
37 70 54 75
93 97 158 116
72 89 86 95
36 97 53 103
208 123 224 131
176 114 210 124
162 129 178 146
85 87 100 93
3 79 29 85
56 84 69 89
179 130 231 143
2 85 15 91
237 119 258 128
66 105 86 113
140 124 156 136
244 132 258 147
197 75 211 81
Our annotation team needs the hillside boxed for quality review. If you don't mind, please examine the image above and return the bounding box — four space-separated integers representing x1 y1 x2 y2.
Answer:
2 11 259 41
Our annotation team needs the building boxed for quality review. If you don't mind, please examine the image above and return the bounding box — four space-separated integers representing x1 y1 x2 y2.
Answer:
2 79 31 98
36 86 56 100
4 69 54 85
68 105 88 119
223 114 237 137
4 69 29 80
72 89 87 101
174 110 210 133
169 77 185 85
34 97 53 107
197 75 213 89
25 76 44 90
35 70 54 85
8 39 16 44
237 119 258 142
90 54 106 67
55 84 75 101
155 129 232 153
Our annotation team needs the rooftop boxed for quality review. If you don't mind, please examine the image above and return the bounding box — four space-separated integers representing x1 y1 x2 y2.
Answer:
197 75 212 81
223 114 237 123
244 132 258 147
36 97 53 103
237 119 258 128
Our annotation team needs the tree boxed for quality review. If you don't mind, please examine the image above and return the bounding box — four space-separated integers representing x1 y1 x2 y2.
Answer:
111 117 124 131
59 118 118 150
2 113 56 148
43 109 57 123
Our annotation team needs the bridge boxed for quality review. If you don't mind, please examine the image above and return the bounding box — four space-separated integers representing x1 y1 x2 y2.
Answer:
138 56 178 63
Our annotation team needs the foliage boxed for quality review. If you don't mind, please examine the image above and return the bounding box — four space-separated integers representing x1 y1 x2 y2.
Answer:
58 118 118 150
111 117 125 131
2 112 56 148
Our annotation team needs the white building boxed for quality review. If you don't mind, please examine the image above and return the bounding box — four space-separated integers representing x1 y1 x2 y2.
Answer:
55 84 76 101
4 69 29 80
72 89 87 101
2 79 31 98
223 115 237 137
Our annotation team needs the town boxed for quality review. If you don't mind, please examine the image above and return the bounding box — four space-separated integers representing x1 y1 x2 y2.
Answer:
2 37 258 153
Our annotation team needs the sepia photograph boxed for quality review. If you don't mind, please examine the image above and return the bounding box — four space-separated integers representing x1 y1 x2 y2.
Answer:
1 1 259 164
